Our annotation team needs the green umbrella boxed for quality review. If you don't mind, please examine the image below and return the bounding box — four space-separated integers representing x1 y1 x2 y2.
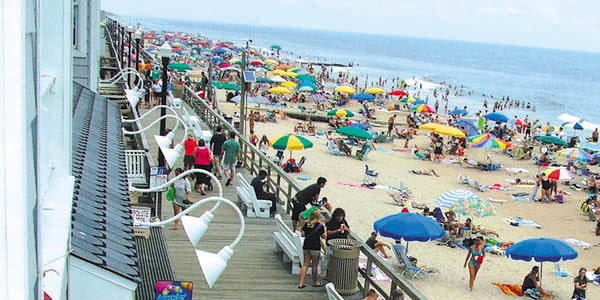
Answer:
270 44 282 50
257 77 274 83
168 62 193 71
535 135 567 146
210 81 222 89
296 74 317 82
270 134 313 151
221 82 239 90
327 108 355 117
336 126 372 140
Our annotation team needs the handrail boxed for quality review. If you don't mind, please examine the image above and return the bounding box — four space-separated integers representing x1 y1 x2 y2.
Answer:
99 67 143 91
104 20 123 75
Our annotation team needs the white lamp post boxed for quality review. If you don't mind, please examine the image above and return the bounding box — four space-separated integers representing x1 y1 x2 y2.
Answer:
158 42 172 167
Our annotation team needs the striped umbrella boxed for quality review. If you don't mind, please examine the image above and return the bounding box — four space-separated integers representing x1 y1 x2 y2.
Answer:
410 104 436 114
270 134 314 158
469 133 510 149
435 189 480 209
556 148 593 162
451 197 497 218
327 108 354 117
543 167 574 181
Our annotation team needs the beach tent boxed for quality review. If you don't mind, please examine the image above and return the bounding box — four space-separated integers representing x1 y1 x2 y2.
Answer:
452 120 478 137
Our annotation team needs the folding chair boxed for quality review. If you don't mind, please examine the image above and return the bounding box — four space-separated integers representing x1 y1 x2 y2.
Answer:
355 143 372 160
364 164 379 185
392 244 425 279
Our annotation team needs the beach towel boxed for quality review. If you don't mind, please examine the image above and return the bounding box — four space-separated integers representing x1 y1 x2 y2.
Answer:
564 238 592 249
502 217 542 228
492 283 553 298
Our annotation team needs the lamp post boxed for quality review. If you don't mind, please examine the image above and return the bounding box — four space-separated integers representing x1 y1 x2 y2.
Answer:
239 39 252 137
158 42 171 168
126 25 135 86
120 26 125 69
134 30 142 78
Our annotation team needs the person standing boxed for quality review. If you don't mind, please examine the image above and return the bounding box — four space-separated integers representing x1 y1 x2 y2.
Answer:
221 131 241 186
193 139 212 195
251 170 278 215
291 177 327 231
258 135 270 155
326 208 350 243
387 114 397 138
297 209 326 289
209 126 226 179
171 168 192 230
572 267 588 300
183 133 197 170
464 236 485 291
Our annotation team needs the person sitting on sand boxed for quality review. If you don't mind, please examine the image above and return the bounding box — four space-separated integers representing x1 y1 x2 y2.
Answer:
410 168 439 177
411 145 431 161
365 232 392 258
337 139 352 156
522 266 544 299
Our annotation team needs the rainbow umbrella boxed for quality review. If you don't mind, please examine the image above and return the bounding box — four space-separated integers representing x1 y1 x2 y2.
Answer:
556 148 593 162
327 108 354 117
469 133 511 149
410 104 436 114
451 197 497 218
270 134 313 158
543 167 574 181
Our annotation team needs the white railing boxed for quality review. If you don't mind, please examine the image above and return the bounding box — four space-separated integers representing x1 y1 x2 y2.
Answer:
125 150 147 184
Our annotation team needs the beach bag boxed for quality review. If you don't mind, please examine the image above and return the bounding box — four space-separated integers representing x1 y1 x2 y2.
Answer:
166 186 175 201
555 194 564 203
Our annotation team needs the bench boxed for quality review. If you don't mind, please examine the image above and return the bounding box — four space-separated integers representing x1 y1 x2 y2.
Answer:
273 214 323 275
235 173 272 218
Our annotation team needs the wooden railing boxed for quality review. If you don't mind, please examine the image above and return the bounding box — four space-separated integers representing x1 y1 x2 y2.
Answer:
181 86 427 300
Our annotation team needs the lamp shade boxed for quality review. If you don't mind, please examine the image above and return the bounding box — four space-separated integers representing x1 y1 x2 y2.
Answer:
197 246 233 288
126 25 135 33
154 133 174 149
125 89 141 107
182 212 214 247
134 30 142 40
159 42 172 58
164 144 183 168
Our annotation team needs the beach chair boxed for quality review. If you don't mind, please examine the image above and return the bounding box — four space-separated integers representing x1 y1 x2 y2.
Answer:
554 262 569 277
327 140 343 155
355 143 372 160
363 164 379 185
294 156 306 172
273 150 284 166
325 283 345 300
392 244 427 279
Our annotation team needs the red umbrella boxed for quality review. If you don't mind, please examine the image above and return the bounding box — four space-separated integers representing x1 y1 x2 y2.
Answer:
515 119 524 126
249 60 263 66
389 90 409 97
219 63 231 68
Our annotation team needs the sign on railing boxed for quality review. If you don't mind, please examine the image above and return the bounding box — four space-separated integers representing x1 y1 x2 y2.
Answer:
150 166 168 191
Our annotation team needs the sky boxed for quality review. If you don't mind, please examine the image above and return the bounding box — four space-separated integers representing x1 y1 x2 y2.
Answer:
101 0 600 53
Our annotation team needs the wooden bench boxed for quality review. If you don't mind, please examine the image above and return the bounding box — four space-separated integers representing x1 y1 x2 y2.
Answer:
235 173 272 218
273 214 323 275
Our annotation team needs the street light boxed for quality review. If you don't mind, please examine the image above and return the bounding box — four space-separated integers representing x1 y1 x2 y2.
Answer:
239 39 252 137
134 29 142 78
126 25 135 86
136 195 244 288
158 42 172 167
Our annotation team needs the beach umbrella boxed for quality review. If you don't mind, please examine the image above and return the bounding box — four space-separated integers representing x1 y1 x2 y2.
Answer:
389 90 408 97
327 108 354 117
449 109 468 116
218 63 232 68
268 86 291 95
298 85 316 92
374 212 445 242
264 59 278 66
469 133 510 149
323 82 339 89
270 134 313 158
298 81 318 90
272 69 286 76
269 75 286 83
556 148 593 162
281 71 297 78
452 120 479 137
277 64 292 70
535 135 567 146
419 123 445 131
281 81 297 88
435 189 480 209
296 74 317 82
451 197 497 218
335 86 355 94
349 123 371 130
410 104 436 114
352 92 375 101
270 44 281 50
542 167 574 181
434 125 466 138
365 87 385 95
309 93 327 103
579 141 600 153
484 112 509 123
336 126 372 140
505 238 578 289
167 62 193 71
230 95 270 105
257 77 274 83
249 60 263 66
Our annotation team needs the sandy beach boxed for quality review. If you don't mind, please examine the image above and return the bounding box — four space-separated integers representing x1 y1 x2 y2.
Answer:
214 94 600 299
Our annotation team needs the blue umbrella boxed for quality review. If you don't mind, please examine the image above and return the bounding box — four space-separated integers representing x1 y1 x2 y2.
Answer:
211 56 223 64
231 95 270 105
323 82 339 88
484 112 509 123
505 238 578 288
412 99 426 106
349 122 371 130
435 189 479 209
562 121 584 131
452 119 479 136
352 92 375 101
449 109 468 116
374 212 445 242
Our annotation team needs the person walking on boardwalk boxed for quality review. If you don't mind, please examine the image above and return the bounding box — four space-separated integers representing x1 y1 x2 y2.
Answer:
221 131 241 187
464 236 485 291
291 177 327 231
209 126 227 179
297 209 326 289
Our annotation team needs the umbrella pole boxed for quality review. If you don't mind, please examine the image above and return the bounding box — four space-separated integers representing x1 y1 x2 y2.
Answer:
539 262 543 291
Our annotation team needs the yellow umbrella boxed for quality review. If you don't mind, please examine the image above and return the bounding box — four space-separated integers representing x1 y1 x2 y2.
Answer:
281 81 297 88
335 85 355 94
268 86 291 94
265 59 278 65
365 87 385 95
434 125 466 138
406 97 417 104
281 71 297 77
272 69 286 76
230 57 241 64
419 123 445 131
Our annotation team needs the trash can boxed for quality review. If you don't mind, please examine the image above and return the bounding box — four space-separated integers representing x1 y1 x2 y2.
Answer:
327 238 361 295
233 121 240 131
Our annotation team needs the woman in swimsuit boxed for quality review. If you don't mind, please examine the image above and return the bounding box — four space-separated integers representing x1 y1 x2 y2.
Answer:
463 236 485 292
540 174 552 203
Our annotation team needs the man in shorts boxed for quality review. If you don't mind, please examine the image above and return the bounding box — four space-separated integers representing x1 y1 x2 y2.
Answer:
209 126 227 179
221 131 241 186
291 177 327 231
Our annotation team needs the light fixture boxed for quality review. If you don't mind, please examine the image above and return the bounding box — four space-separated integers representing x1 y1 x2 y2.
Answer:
136 196 244 288
126 24 135 33
159 42 171 58
134 29 142 41
161 142 184 169
123 114 186 137
154 134 174 149
196 246 233 288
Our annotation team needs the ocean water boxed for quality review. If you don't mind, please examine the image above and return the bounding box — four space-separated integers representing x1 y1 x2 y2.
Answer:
120 15 600 130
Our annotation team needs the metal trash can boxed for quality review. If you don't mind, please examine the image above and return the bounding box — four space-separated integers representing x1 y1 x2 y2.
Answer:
327 238 361 295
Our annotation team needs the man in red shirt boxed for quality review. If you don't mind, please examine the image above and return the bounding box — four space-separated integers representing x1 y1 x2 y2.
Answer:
183 133 197 170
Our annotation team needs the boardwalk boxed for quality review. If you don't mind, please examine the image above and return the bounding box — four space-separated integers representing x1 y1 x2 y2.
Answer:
136 105 330 299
